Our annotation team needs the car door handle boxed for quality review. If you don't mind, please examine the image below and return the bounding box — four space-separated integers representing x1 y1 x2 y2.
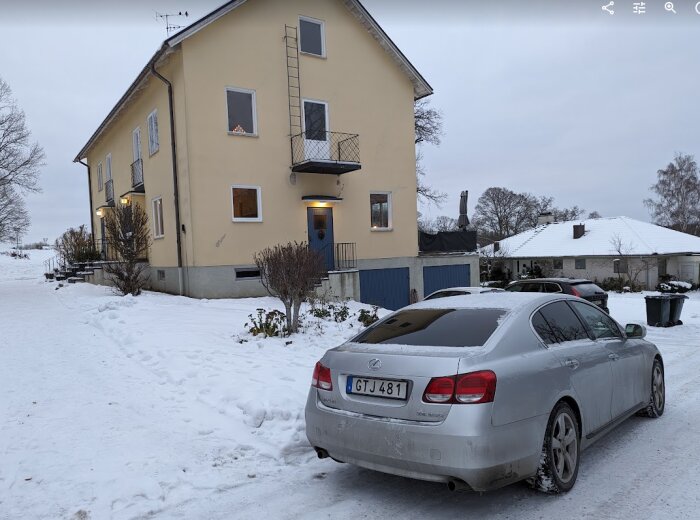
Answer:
564 358 580 370
608 353 620 361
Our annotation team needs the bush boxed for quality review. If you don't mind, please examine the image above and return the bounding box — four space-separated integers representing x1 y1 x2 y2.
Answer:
358 306 380 327
55 225 100 264
254 242 325 334
329 301 351 323
1 250 28 259
245 308 288 337
598 277 642 293
657 279 694 293
102 204 151 296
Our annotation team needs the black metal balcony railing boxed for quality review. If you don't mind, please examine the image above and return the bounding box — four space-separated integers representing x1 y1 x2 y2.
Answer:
291 131 361 174
334 242 357 271
105 179 114 204
131 158 144 190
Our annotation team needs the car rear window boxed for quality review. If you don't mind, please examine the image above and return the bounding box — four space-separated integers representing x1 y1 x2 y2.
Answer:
352 308 506 347
424 290 469 300
570 282 605 296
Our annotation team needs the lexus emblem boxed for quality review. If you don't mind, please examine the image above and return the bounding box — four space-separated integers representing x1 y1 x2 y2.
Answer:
368 358 382 371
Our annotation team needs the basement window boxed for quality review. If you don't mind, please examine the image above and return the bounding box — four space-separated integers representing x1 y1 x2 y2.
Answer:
226 87 257 136
157 270 165 281
299 17 325 57
235 268 261 280
231 185 262 222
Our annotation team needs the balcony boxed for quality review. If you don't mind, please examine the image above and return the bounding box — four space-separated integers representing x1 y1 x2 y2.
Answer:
291 131 361 174
131 159 145 192
105 179 114 205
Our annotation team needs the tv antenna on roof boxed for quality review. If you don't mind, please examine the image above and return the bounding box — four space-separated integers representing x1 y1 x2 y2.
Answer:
156 10 189 36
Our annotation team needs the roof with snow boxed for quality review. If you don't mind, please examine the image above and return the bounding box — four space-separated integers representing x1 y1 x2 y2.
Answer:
481 216 700 258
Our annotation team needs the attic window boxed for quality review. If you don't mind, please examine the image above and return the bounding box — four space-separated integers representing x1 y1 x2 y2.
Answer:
299 17 325 57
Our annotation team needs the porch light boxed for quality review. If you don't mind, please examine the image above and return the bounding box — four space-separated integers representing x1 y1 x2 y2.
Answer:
120 197 130 205
301 195 343 207
96 208 104 217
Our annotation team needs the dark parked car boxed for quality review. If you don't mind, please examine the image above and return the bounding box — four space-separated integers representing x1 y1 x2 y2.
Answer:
505 278 609 313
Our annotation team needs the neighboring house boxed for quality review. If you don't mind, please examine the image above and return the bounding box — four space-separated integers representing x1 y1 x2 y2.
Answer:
74 0 478 309
481 215 700 289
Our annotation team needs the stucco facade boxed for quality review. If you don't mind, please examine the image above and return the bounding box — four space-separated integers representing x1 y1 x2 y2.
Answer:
76 0 478 304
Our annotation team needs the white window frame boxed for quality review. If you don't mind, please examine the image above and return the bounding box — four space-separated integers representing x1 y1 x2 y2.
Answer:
132 127 142 162
152 197 164 239
231 184 263 223
369 191 393 231
105 153 112 180
225 87 258 137
299 16 326 58
97 162 103 191
147 109 159 155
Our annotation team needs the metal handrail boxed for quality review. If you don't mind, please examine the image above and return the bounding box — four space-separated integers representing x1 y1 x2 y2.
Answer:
334 242 357 271
291 131 360 166
131 158 144 187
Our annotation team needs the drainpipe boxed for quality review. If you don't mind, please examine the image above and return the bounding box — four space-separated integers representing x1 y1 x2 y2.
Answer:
150 63 184 296
78 159 95 249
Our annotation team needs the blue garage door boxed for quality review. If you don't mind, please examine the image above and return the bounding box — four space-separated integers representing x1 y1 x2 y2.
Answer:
359 267 410 311
423 264 471 297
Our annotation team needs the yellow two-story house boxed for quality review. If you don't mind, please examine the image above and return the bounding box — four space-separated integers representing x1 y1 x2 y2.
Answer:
74 0 478 309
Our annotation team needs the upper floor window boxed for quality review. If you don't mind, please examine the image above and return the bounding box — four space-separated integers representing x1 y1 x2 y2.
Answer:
147 110 159 155
370 192 392 230
299 16 325 57
97 162 103 191
105 153 112 180
231 185 262 222
226 87 257 136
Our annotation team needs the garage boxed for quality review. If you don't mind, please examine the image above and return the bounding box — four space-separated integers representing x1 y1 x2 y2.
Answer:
423 264 471 297
359 267 410 311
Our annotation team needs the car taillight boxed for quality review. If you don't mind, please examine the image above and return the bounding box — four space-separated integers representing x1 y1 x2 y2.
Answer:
570 286 581 297
423 376 455 403
311 361 333 391
423 371 497 404
455 371 497 403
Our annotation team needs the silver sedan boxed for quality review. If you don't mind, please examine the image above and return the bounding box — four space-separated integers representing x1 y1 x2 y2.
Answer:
305 293 665 493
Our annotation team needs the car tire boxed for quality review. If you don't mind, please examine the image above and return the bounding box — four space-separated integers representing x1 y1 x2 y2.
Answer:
638 359 665 418
528 401 580 494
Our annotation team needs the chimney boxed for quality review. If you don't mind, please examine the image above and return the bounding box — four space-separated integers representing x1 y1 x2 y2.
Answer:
573 224 585 239
537 212 555 225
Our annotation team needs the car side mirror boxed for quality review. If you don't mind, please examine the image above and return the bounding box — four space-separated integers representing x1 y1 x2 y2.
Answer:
625 323 647 339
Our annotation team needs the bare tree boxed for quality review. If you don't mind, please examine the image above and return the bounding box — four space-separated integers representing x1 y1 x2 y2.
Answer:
473 187 589 239
414 100 446 207
588 211 602 219
609 233 655 289
644 153 700 236
54 224 99 265
103 204 151 296
0 78 44 193
0 185 29 243
254 242 325 334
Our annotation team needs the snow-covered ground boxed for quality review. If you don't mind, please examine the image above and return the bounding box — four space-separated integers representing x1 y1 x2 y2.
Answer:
2 250 700 519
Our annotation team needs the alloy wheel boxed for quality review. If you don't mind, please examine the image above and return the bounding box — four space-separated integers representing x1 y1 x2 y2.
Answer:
551 412 578 483
653 365 665 411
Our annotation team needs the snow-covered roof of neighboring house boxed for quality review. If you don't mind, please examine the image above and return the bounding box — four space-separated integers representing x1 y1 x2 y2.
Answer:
481 216 700 258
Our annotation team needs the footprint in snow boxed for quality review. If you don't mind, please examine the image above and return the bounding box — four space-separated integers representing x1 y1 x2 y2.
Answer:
313 472 327 480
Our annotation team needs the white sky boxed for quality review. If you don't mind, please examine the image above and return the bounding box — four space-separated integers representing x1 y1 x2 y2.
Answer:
1 0 699 242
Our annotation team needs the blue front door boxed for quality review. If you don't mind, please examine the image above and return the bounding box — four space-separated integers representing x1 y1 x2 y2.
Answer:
307 207 334 271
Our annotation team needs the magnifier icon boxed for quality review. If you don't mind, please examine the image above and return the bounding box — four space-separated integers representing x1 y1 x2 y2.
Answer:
665 1 677 13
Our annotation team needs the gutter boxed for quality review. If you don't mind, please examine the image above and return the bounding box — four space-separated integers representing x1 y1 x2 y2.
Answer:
150 63 185 296
78 159 95 249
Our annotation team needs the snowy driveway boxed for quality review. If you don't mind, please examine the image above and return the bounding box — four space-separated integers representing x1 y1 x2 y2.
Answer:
2 252 700 519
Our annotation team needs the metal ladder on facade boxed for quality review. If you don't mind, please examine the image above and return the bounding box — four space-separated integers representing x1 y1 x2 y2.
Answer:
284 25 303 137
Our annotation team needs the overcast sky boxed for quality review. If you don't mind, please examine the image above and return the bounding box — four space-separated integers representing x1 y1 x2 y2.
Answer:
1 0 699 243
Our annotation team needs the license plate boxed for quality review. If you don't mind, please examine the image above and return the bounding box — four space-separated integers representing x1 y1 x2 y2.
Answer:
347 376 408 400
